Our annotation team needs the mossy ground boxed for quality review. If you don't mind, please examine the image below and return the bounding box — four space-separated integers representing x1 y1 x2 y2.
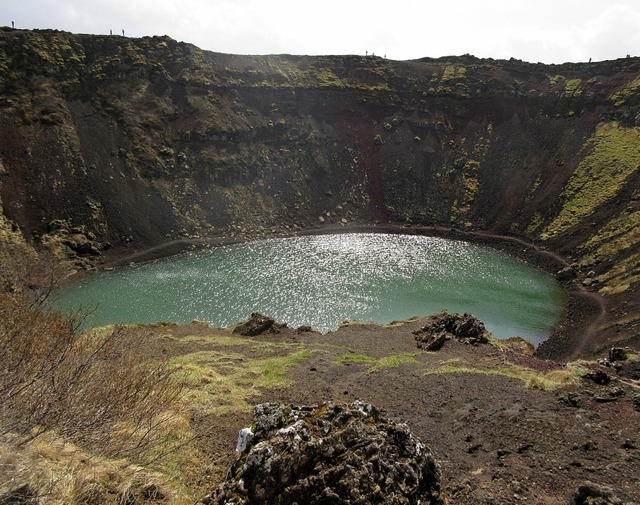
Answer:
543 122 640 239
610 76 640 106
337 351 418 372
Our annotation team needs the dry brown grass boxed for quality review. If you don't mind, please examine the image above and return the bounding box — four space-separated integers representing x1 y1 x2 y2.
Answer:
0 433 191 504
424 358 586 391
0 294 183 460
0 248 192 503
0 246 63 307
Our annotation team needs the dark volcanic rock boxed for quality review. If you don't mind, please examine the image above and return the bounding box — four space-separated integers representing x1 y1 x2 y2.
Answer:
67 237 102 256
584 368 613 385
556 266 578 282
573 481 623 505
418 332 449 351
413 311 489 349
232 312 283 336
200 401 444 505
608 347 629 362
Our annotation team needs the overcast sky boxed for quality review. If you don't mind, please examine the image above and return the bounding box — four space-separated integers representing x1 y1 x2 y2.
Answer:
5 0 639 63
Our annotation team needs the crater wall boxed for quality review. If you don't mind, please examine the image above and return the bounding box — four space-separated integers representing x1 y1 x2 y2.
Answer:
0 28 638 353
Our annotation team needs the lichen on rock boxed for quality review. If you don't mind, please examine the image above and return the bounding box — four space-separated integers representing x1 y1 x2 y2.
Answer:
199 401 444 505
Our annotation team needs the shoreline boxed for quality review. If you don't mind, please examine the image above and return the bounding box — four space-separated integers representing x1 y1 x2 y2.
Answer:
92 222 608 362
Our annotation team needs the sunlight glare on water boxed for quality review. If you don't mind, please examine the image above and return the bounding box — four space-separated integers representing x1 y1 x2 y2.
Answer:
54 233 565 345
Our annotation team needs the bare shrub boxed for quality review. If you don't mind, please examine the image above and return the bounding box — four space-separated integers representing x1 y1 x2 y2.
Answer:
0 291 183 461
0 245 63 307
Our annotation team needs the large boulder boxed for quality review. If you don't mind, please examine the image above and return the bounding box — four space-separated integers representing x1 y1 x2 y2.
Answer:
200 401 444 505
556 266 577 282
232 312 283 336
573 481 623 505
413 311 489 349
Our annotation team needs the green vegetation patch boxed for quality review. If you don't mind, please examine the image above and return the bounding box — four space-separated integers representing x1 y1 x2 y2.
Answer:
526 212 544 234
564 78 582 94
543 122 640 239
597 251 640 295
337 352 418 372
450 125 492 225
425 359 585 391
547 75 582 95
585 210 640 258
172 348 312 413
433 65 468 96
610 76 640 106
548 74 563 86
442 65 465 82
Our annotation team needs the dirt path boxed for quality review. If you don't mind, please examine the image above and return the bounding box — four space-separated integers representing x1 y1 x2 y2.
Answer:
571 289 609 357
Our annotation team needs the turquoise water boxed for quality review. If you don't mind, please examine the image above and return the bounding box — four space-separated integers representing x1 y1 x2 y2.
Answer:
53 233 565 345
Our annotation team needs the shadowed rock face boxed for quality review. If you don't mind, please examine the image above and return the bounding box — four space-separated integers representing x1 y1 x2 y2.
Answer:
0 28 638 350
200 402 444 505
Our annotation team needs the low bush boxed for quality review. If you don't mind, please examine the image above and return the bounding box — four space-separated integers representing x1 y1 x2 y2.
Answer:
0 249 183 462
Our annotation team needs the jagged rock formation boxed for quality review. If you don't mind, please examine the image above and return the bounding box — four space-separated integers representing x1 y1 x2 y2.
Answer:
199 401 444 505
573 481 624 505
232 312 285 336
413 310 489 350
0 28 638 351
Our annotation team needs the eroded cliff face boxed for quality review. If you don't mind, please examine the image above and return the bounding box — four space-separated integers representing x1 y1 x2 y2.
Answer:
0 28 638 346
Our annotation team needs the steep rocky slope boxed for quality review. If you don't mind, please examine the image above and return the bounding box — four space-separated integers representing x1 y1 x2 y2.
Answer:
0 28 638 355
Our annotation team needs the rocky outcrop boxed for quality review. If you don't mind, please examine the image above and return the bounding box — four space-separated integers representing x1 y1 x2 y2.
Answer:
413 311 489 349
556 266 578 282
200 401 444 505
573 481 624 505
232 312 286 336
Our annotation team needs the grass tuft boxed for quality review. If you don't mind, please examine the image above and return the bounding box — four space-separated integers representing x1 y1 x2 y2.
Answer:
337 352 418 373
424 360 586 391
172 349 312 413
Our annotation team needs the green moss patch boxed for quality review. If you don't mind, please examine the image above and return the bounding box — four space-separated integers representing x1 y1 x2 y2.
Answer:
547 75 582 94
543 122 640 239
450 125 492 224
585 210 640 258
610 77 640 106
597 251 640 295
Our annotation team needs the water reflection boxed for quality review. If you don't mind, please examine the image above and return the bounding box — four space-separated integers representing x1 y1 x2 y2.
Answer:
54 233 565 345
